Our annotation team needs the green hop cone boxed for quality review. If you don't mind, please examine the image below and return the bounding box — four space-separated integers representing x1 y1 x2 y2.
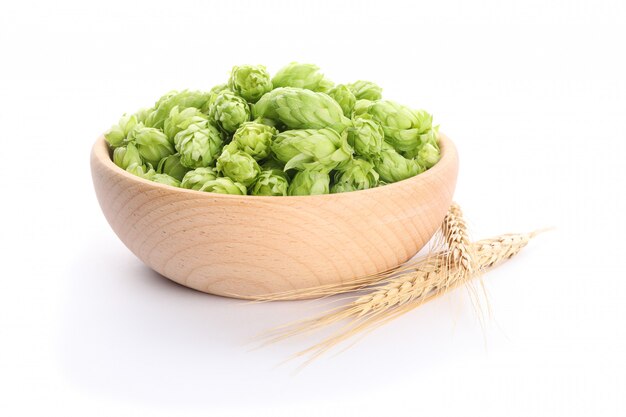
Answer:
272 62 334 92
164 106 208 143
401 128 439 159
327 84 356 117
151 173 181 187
346 117 384 159
156 154 189 181
366 100 433 152
232 121 277 161
145 90 212 129
216 143 261 186
374 144 423 183
228 65 273 103
209 91 251 133
128 124 175 167
180 167 218 190
333 158 379 191
125 162 155 180
346 80 383 101
251 170 289 196
104 113 138 147
174 121 223 169
416 142 440 169
271 128 353 172
113 142 142 170
330 181 357 194
288 170 330 196
199 177 247 195
253 87 351 132
352 99 373 118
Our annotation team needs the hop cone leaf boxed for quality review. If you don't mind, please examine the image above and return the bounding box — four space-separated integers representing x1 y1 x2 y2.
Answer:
128 124 175 167
346 117 384 159
232 121 277 161
181 167 218 190
164 106 208 143
333 158 379 191
156 154 189 181
199 177 247 195
229 64 273 103
174 121 223 169
346 80 383 101
327 84 356 117
288 170 330 196
151 173 181 187
272 62 334 93
216 143 261 186
271 128 353 172
251 170 289 196
145 90 212 129
113 142 142 170
253 87 351 132
209 91 251 133
374 143 423 183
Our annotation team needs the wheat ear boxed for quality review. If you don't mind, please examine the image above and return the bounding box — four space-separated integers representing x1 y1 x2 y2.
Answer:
442 202 476 275
263 231 537 364
441 203 489 321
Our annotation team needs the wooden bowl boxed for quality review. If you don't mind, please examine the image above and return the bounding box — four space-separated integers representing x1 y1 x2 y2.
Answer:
91 134 458 300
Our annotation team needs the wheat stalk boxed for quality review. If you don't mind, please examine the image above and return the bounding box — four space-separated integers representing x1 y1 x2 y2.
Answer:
260 204 542 364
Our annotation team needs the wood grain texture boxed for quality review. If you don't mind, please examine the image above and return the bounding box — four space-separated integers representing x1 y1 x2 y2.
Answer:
90 134 459 300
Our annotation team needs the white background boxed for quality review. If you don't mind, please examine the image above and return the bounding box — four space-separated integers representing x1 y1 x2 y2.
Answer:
1 0 625 415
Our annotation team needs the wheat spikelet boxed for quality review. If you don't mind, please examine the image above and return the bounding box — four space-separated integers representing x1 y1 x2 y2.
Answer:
442 202 475 275
441 203 492 322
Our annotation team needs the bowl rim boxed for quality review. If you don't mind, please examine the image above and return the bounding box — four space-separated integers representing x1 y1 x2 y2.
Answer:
91 132 457 201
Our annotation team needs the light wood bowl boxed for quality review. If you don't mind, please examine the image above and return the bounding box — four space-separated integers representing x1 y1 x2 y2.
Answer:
91 133 458 300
